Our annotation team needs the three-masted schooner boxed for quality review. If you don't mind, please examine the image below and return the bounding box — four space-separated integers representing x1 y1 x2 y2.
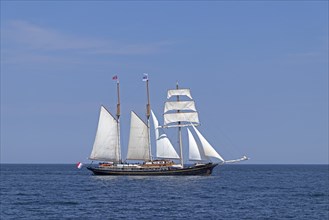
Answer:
87 75 248 175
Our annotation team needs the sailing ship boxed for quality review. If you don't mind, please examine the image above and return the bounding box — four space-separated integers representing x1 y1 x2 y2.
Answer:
87 75 248 176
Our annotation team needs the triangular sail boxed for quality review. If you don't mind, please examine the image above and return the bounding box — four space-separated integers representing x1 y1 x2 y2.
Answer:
157 134 180 159
191 125 225 162
90 106 120 162
151 111 180 159
126 111 150 160
187 128 208 161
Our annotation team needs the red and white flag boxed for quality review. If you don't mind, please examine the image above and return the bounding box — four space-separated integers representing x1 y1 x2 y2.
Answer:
76 162 83 169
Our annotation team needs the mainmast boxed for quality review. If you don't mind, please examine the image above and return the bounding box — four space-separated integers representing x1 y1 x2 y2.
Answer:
144 73 152 161
115 76 122 163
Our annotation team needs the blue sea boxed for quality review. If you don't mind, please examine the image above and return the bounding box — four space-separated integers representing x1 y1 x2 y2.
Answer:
0 164 328 219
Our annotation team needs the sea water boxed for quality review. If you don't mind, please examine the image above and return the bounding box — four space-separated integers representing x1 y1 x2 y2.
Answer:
0 164 328 219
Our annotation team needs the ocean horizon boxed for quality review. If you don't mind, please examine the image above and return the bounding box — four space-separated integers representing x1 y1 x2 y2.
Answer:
1 162 329 164
1 164 328 219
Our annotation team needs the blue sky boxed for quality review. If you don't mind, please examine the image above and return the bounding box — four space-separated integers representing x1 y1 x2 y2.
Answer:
1 1 328 164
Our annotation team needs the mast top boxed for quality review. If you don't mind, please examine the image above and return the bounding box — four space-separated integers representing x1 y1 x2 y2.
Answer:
143 73 151 119
112 75 120 118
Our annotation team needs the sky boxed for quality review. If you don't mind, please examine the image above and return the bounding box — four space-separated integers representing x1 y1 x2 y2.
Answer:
1 1 328 164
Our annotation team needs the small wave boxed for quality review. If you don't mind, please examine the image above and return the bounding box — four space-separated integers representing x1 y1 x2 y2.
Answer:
309 192 326 197
51 201 79 205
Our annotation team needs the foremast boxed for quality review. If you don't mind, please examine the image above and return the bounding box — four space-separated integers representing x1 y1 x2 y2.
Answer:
177 82 184 167
163 83 200 167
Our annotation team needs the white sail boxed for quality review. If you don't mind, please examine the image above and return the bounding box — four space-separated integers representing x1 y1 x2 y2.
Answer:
90 106 120 162
188 128 204 161
151 110 180 159
192 125 225 162
157 134 180 159
126 111 150 160
164 112 199 125
164 101 196 113
167 89 192 99
151 110 160 138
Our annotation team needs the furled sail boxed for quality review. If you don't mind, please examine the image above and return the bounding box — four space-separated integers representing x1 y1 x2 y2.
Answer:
126 111 150 160
167 89 192 99
151 111 180 159
164 101 196 113
164 112 199 125
90 106 120 162
191 125 225 162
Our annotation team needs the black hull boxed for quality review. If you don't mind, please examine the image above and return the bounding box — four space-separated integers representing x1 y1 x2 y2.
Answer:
87 163 218 176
